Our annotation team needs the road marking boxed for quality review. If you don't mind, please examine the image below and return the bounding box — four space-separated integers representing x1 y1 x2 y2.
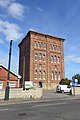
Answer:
32 102 67 108
0 108 9 112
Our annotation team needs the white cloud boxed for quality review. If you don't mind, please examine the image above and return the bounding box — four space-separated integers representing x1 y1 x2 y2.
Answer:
0 38 3 44
65 55 80 64
36 6 43 12
0 20 23 41
0 0 15 7
0 0 26 20
0 0 10 7
7 2 25 20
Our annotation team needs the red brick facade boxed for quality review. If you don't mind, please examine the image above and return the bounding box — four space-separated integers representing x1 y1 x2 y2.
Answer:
18 31 65 90
0 65 19 89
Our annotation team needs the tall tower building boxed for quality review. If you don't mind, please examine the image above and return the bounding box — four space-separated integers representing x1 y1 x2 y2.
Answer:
18 31 65 90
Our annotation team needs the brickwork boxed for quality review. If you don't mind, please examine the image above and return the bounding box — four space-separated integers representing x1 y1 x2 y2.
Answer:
0 65 19 89
19 31 65 90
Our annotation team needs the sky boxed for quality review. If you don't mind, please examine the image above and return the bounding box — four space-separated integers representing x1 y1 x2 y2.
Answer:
0 0 80 80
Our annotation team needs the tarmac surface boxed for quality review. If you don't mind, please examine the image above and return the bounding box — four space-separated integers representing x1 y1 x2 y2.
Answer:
0 90 80 106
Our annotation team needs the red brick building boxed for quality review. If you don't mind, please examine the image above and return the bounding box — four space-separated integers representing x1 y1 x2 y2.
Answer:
0 64 20 89
18 31 65 90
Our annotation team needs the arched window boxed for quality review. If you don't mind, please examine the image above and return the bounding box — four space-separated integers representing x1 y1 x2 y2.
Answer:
54 45 57 51
57 56 60 63
58 72 60 80
44 43 46 49
43 71 46 80
39 53 42 60
51 56 53 62
52 45 55 51
50 44 53 50
35 53 38 60
39 64 42 69
34 70 38 79
55 71 57 80
51 71 54 80
39 71 42 79
34 41 37 48
43 54 45 61
54 55 57 63
38 42 42 48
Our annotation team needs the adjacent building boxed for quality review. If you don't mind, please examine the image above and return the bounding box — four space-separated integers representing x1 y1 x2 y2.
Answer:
18 31 65 90
0 64 20 89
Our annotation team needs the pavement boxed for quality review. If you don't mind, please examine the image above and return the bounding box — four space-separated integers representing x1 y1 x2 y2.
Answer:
0 91 80 106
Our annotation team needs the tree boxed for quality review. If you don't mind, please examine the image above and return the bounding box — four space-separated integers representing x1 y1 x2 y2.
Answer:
59 78 71 85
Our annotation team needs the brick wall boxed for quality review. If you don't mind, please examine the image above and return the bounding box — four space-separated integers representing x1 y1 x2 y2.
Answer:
0 66 19 89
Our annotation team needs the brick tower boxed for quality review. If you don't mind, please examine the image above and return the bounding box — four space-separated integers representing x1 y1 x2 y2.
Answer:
18 31 65 90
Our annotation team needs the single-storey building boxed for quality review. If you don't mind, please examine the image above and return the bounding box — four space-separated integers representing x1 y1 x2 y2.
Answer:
0 64 20 89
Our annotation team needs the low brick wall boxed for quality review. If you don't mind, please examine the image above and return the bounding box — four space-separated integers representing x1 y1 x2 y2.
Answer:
72 86 80 95
0 88 42 100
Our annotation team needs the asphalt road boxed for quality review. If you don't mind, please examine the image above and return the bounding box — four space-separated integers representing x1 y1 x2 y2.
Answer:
0 98 80 120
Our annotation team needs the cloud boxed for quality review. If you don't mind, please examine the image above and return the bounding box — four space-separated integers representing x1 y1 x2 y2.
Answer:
0 20 23 41
0 0 10 7
65 55 80 64
0 0 15 7
0 38 3 44
0 0 26 20
36 6 43 12
7 2 25 20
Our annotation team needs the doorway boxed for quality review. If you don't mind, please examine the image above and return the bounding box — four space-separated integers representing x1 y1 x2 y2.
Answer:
39 81 42 88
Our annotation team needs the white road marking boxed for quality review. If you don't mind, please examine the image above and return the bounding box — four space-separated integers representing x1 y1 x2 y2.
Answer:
0 108 9 112
32 102 67 108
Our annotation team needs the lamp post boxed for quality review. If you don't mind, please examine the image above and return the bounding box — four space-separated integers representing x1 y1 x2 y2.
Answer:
4 40 13 100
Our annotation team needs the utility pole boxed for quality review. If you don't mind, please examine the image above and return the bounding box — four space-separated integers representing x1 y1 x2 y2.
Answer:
4 40 13 100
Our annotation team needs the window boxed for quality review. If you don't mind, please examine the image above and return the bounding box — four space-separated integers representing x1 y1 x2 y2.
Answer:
55 71 57 80
57 56 60 63
43 71 46 80
54 65 57 71
39 71 42 79
35 53 38 60
39 64 42 69
51 56 53 62
38 53 42 60
50 44 52 50
34 70 38 79
43 54 46 61
58 72 60 80
44 43 46 49
54 45 57 51
34 41 37 48
51 71 54 80
38 42 42 48
52 45 55 51
54 55 57 63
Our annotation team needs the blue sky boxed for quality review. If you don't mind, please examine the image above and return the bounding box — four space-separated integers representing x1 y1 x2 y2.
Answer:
0 0 80 79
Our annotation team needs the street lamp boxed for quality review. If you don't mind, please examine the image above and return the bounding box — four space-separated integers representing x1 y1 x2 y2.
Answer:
4 40 13 100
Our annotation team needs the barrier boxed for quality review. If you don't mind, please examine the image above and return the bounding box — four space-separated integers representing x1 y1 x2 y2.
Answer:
0 88 42 100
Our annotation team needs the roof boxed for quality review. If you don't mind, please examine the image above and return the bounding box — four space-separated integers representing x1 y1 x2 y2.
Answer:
0 64 21 79
18 30 65 47
29 30 65 40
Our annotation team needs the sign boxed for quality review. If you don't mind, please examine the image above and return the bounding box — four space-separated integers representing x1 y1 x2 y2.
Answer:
9 82 16 87
25 81 33 89
0 82 3 89
72 77 78 86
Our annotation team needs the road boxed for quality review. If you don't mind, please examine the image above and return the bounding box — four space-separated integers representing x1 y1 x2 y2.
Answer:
0 98 80 120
